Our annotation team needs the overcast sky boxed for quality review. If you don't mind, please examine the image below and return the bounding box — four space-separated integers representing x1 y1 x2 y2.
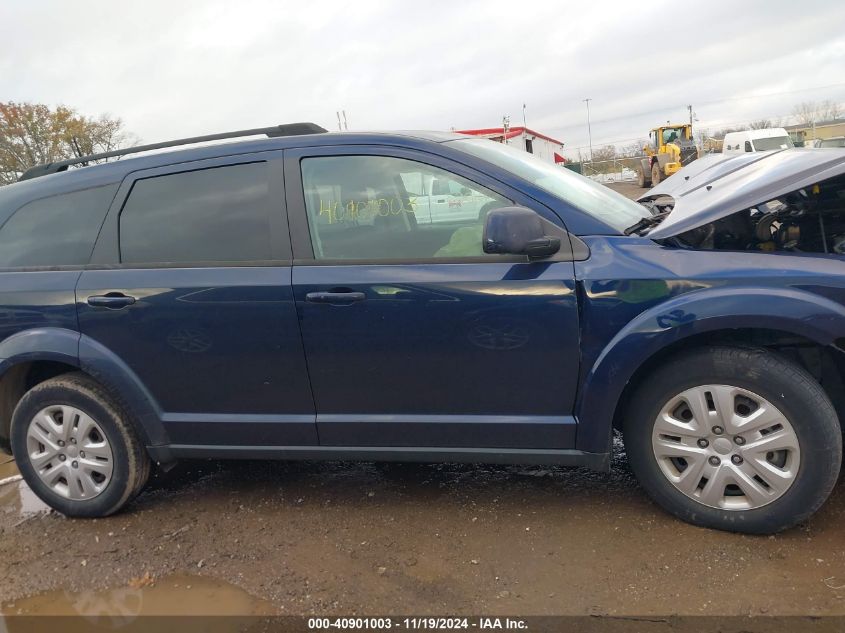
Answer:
2 0 844 157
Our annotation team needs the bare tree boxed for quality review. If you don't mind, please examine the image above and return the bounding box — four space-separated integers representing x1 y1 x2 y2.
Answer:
748 118 783 130
618 140 647 158
818 100 842 121
792 102 818 127
791 100 843 127
591 145 617 162
710 126 745 139
0 102 137 185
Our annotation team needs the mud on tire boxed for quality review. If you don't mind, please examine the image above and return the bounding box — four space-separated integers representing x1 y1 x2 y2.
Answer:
623 346 842 534
10 372 151 518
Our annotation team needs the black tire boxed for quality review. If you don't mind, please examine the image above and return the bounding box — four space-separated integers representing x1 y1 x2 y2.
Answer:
637 165 649 188
650 162 662 186
10 372 151 518
623 346 842 534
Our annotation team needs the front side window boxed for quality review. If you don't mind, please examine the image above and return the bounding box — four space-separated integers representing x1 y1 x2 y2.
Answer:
451 138 649 233
119 162 272 264
0 185 116 268
301 156 511 260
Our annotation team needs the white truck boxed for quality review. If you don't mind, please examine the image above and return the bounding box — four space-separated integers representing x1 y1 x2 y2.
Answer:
399 172 492 224
722 128 794 154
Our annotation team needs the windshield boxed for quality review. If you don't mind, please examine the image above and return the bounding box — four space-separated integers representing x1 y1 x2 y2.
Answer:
820 138 845 148
752 136 793 151
662 127 685 143
451 138 649 233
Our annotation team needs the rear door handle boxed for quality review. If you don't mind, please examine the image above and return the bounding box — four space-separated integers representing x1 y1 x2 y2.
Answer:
305 291 366 305
87 293 137 309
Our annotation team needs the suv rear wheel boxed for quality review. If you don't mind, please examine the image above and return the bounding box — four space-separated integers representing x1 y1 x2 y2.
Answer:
10 372 151 517
623 346 842 534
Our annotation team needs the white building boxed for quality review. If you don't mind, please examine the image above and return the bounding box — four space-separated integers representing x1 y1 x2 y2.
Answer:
455 126 566 166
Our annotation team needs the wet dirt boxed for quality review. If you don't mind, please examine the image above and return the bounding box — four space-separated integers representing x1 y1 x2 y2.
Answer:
0 459 51 521
605 181 648 200
0 456 19 480
1 572 274 616
2 439 845 617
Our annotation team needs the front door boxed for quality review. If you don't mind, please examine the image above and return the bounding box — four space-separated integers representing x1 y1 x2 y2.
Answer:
285 147 581 449
77 155 316 448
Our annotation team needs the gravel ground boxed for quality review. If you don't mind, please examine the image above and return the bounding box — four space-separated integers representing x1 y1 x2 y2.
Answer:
2 440 845 617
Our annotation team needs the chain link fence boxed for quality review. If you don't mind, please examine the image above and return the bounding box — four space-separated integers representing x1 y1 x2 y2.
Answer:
580 156 645 183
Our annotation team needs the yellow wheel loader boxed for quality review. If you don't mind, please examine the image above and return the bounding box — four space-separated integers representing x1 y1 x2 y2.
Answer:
637 124 698 188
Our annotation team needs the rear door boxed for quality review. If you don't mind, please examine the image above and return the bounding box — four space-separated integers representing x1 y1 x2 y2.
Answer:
285 146 581 449
77 153 316 449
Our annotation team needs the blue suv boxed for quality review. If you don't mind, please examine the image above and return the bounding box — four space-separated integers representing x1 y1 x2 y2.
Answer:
2 123 844 534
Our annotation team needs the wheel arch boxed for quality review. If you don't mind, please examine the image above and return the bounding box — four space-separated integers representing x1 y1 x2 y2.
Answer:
612 328 845 431
0 328 170 461
0 328 81 451
576 287 845 455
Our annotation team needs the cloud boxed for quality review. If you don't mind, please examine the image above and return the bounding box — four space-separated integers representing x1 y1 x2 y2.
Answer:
1 0 843 154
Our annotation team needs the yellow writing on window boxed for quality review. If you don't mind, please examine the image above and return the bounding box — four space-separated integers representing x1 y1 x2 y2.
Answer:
317 196 416 224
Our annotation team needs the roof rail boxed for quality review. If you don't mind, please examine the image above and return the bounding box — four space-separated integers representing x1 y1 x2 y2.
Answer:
17 122 328 182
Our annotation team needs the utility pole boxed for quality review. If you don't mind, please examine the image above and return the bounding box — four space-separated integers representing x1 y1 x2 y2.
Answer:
522 103 527 130
688 104 694 129
583 98 593 163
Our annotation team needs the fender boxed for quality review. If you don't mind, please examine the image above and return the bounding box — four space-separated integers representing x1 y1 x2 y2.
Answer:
0 327 82 450
0 327 80 373
576 286 845 454
78 334 170 456
0 328 172 462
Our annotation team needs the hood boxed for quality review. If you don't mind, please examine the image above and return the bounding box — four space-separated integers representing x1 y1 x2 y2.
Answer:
641 148 845 239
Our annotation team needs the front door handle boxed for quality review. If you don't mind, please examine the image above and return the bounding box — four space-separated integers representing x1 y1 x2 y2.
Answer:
305 291 366 305
87 293 137 309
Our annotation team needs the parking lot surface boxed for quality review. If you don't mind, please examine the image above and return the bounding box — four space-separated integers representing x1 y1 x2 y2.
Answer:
2 443 845 617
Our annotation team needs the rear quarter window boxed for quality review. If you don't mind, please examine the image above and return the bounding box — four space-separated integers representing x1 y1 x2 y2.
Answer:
0 185 117 268
118 162 272 264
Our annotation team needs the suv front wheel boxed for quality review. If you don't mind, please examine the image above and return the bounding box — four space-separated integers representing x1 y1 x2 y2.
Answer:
624 346 842 534
11 372 151 517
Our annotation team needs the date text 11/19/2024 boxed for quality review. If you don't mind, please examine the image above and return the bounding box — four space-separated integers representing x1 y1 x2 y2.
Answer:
307 617 529 630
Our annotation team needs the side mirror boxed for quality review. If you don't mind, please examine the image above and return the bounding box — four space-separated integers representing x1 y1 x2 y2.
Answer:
483 207 561 259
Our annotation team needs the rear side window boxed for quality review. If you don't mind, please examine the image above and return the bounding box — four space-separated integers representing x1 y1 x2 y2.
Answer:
119 163 272 264
0 185 116 268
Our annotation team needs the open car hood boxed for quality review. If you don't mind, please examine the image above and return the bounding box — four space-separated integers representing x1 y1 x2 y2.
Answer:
640 148 845 239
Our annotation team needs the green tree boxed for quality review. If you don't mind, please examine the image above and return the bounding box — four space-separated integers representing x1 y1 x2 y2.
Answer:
0 102 136 185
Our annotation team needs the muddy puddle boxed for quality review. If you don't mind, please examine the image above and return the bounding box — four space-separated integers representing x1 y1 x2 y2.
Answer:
0 459 51 519
0 456 19 480
1 573 276 631
1 458 273 626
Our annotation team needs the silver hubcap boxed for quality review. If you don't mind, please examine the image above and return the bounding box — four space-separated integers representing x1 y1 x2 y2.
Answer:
25 405 114 500
652 385 800 510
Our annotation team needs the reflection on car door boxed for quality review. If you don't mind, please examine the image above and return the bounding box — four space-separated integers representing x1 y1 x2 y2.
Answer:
285 147 581 449
77 155 317 449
